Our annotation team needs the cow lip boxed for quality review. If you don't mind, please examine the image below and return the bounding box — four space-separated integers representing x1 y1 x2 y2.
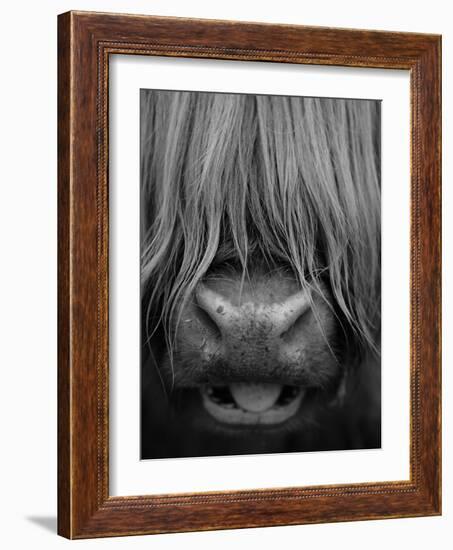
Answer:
201 384 305 425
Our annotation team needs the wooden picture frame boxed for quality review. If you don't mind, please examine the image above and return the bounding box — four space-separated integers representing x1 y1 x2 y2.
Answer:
58 10 441 539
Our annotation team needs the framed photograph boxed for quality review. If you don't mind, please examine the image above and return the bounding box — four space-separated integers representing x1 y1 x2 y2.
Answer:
58 11 441 539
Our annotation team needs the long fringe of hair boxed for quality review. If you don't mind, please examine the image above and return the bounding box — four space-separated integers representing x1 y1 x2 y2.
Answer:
140 89 381 361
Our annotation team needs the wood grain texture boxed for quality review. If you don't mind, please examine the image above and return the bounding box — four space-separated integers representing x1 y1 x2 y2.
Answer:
57 10 441 539
57 11 72 538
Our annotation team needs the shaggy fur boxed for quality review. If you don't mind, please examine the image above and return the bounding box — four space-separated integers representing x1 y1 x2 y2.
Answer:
140 90 381 366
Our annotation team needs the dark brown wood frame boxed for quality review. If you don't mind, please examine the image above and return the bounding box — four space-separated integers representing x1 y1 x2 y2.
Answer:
58 10 442 539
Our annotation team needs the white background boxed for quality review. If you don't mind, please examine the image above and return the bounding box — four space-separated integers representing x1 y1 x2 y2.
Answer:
110 58 410 495
0 0 450 548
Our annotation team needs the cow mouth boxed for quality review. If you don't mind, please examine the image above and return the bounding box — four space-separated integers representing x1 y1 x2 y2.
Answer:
201 383 305 426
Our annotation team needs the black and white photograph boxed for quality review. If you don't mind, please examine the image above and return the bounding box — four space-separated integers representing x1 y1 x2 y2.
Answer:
140 89 381 459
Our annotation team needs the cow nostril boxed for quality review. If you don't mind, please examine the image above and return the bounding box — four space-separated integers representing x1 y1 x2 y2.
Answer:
279 310 310 341
276 290 312 340
195 304 222 339
195 284 230 339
